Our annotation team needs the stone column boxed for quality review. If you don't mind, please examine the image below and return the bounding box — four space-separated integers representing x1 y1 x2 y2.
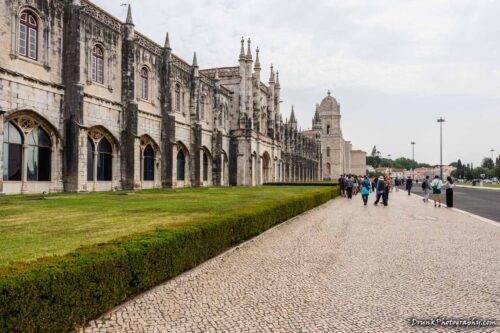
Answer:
0 110 4 194
62 1 84 192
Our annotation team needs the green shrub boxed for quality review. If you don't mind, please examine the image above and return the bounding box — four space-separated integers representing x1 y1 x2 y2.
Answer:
0 186 339 332
264 182 339 186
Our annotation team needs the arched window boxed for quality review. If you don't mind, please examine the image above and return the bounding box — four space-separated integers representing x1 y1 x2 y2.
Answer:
327 147 331 157
143 144 154 181
326 125 331 135
177 149 185 181
203 152 209 181
27 126 51 181
19 11 38 60
140 67 149 100
2 122 23 181
91 45 104 84
326 163 331 175
97 138 112 181
87 138 94 181
175 84 181 111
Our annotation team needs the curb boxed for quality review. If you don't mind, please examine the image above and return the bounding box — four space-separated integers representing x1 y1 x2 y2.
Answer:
405 192 499 227
456 185 500 191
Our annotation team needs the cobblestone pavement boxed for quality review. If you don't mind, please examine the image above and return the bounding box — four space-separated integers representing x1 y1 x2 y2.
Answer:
83 192 499 333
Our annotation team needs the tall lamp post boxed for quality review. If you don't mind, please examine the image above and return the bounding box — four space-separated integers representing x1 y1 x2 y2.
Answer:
491 149 495 161
411 141 415 179
437 117 445 179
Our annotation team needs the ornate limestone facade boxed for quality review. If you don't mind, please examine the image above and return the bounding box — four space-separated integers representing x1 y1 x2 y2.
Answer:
0 0 320 194
302 92 366 179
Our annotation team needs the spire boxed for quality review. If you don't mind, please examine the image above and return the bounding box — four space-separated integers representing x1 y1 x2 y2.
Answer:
126 4 133 25
275 70 280 89
164 32 170 49
290 106 296 123
214 67 219 81
192 52 198 67
246 38 252 59
269 64 275 83
254 47 261 69
239 37 245 60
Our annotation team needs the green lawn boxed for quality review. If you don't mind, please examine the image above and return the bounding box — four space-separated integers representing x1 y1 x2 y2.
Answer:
0 186 330 266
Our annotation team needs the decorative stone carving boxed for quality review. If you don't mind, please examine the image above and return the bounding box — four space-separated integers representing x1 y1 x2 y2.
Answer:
88 128 103 142
17 116 36 133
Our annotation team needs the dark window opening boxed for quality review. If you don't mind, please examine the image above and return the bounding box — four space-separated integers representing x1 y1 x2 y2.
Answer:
143 144 154 181
177 149 185 181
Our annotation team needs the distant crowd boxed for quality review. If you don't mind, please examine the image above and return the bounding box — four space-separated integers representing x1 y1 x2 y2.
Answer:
338 174 455 208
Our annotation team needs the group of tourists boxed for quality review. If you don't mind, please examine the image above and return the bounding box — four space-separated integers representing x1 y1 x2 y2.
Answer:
419 175 455 207
338 174 455 208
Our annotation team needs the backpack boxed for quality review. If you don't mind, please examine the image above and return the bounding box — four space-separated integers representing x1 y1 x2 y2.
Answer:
421 180 427 190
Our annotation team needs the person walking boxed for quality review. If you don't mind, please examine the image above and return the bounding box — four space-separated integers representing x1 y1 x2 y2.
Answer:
353 176 359 195
345 175 354 199
430 175 443 207
360 176 371 206
383 176 391 205
338 175 345 197
421 176 431 203
394 177 400 192
405 176 413 196
444 176 454 208
372 176 378 192
374 176 386 206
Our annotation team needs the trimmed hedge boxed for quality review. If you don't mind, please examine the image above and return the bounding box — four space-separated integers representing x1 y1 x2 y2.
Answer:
0 186 339 332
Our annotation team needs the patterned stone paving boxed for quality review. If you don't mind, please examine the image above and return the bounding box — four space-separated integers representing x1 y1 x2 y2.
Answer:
83 192 499 332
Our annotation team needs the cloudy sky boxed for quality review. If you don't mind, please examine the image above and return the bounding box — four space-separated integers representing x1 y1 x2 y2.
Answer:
94 0 499 166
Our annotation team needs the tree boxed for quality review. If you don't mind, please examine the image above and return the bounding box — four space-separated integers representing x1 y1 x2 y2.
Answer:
393 157 418 170
481 157 494 169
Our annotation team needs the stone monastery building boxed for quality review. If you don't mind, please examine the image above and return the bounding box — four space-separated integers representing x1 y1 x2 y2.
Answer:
0 0 364 195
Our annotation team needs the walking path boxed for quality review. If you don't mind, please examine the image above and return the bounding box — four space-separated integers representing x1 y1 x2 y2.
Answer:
83 192 499 333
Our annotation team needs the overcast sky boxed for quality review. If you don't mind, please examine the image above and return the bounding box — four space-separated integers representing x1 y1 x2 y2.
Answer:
94 0 500 166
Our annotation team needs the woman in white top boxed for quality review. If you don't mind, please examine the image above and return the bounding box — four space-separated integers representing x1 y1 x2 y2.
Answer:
444 176 455 207
430 176 443 207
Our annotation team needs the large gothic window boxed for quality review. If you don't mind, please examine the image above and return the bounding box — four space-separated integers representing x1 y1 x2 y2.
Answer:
19 11 38 60
91 45 104 84
27 126 51 181
3 122 23 181
143 144 154 181
177 149 185 181
140 67 149 100
97 138 112 181
203 152 209 181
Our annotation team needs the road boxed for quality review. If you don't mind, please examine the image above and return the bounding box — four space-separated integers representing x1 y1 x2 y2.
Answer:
84 192 499 333
408 185 500 222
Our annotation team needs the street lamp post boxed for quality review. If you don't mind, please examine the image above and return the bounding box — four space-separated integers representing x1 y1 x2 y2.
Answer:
437 117 445 179
411 141 415 179
491 149 495 161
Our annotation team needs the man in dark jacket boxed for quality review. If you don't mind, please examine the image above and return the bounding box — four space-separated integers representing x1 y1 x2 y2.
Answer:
338 175 345 197
374 177 386 206
405 176 413 195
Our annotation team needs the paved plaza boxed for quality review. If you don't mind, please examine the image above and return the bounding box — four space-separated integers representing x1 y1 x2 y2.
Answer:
83 192 499 332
